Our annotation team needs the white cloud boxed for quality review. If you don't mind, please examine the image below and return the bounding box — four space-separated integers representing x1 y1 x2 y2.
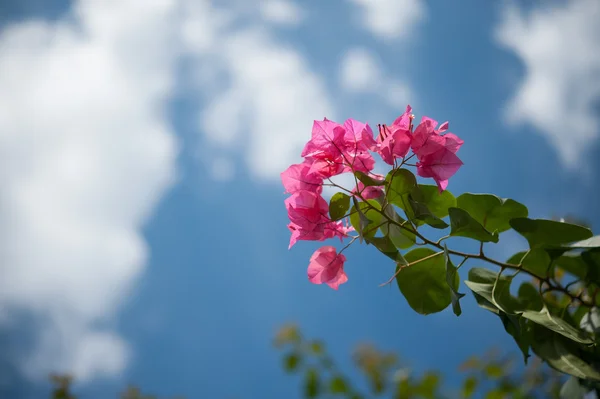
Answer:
260 0 305 26
340 47 384 93
495 0 600 169
339 47 412 109
347 0 426 40
182 2 335 181
0 0 178 381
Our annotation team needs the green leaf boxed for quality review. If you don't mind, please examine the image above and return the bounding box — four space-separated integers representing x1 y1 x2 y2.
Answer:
304 368 321 398
559 377 587 399
329 376 349 394
329 192 351 221
284 353 300 372
521 308 593 344
350 198 382 241
456 193 528 233
408 197 449 229
517 282 543 312
465 268 532 361
491 272 522 313
510 218 593 248
583 249 600 284
506 249 551 278
380 203 416 249
417 185 456 219
365 236 408 264
396 248 451 315
354 171 385 187
385 169 418 218
462 376 478 398
553 254 588 280
499 312 531 364
448 208 499 243
444 245 464 316
465 268 498 307
531 328 600 381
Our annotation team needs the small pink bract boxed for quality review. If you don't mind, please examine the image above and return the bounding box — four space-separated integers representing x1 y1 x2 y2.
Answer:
307 246 348 290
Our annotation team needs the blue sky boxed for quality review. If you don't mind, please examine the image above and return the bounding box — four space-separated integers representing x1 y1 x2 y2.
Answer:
1 0 599 398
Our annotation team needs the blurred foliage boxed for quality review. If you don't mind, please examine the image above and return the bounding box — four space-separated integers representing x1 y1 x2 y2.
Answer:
47 321 596 398
274 324 568 399
48 374 185 399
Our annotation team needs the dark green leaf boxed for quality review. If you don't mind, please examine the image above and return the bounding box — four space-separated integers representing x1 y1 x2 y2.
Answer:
380 204 416 249
553 255 588 280
510 218 593 248
355 171 385 187
365 236 407 264
396 248 451 315
521 308 593 344
499 312 531 363
329 192 351 221
506 249 551 278
408 197 449 229
531 328 600 380
583 249 600 284
517 282 543 312
456 193 528 233
448 207 499 243
444 245 464 316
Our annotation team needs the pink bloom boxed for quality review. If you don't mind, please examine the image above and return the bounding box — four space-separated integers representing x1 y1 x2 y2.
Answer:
376 124 412 165
417 147 463 192
343 118 377 152
342 119 376 173
281 162 323 194
392 105 413 129
411 117 463 158
324 219 355 242
352 173 384 200
307 246 348 290
285 191 330 248
302 118 376 178
301 119 346 158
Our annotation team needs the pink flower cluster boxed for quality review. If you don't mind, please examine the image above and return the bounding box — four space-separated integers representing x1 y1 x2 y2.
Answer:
281 105 463 290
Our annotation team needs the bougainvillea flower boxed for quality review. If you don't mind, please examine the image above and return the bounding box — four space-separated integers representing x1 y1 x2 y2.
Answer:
285 191 330 248
301 118 346 158
281 161 323 194
324 219 355 242
376 124 412 165
416 147 463 192
343 118 377 152
411 117 463 159
392 105 413 129
307 246 348 290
